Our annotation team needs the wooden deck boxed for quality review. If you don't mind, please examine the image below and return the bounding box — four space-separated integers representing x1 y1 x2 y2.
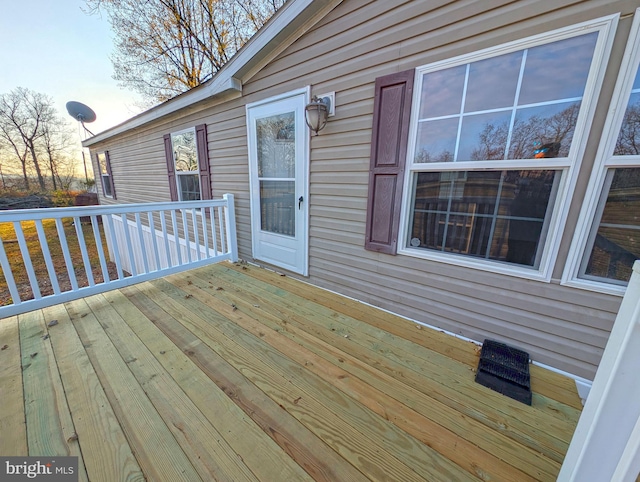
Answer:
0 262 583 481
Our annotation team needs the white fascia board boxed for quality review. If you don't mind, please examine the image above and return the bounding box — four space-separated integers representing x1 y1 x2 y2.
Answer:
84 0 332 147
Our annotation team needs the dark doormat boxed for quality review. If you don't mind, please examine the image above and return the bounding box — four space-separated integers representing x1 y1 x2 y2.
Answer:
475 339 532 405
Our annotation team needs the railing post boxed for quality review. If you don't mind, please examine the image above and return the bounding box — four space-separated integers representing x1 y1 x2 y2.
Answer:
223 193 238 262
558 260 640 481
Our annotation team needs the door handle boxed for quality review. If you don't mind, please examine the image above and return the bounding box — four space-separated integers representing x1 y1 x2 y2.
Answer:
298 196 303 209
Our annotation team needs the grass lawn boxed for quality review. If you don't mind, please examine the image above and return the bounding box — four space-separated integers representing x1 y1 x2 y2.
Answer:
0 218 114 306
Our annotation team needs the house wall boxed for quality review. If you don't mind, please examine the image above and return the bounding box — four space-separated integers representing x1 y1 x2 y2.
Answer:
88 0 640 380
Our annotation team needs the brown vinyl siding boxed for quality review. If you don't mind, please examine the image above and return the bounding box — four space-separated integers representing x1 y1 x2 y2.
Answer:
87 0 640 379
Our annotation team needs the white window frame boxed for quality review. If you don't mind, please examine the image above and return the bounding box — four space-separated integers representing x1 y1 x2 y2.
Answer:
563 9 640 296
171 127 201 202
397 15 619 282
97 152 113 199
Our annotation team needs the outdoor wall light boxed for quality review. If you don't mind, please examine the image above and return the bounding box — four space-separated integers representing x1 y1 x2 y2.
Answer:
305 95 332 134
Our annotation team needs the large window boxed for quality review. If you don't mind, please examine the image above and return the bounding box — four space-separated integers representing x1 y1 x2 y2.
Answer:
171 129 201 201
565 13 640 292
400 19 615 277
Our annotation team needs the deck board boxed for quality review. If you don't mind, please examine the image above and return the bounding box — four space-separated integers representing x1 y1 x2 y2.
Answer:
0 316 27 456
235 262 584 410
206 266 572 462
186 268 555 480
66 298 202 482
104 287 314 482
177 270 538 481
150 276 460 481
44 303 142 482
0 262 583 481
84 293 260 482
19 309 88 482
124 282 368 482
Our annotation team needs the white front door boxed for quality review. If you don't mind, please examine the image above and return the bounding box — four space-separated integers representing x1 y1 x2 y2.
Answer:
246 89 309 275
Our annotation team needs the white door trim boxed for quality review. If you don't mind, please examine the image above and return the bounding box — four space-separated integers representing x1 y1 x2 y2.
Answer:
246 87 310 275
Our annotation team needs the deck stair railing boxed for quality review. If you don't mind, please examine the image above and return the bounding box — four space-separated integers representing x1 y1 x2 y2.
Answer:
0 194 238 318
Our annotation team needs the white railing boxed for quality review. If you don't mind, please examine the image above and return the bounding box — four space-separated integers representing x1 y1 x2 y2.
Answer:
559 260 640 481
0 194 238 318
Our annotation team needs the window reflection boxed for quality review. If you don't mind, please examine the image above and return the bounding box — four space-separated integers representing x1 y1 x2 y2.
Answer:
257 113 295 178
171 131 197 172
458 111 511 161
415 118 457 162
171 129 201 201
260 180 295 236
583 168 640 282
508 102 580 159
178 174 200 201
518 33 596 105
465 51 522 112
415 32 597 163
419 65 466 118
409 170 558 267
615 89 640 156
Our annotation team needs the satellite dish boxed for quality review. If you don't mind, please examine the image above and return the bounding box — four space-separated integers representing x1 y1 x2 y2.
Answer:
67 101 97 183
66 101 96 137
66 101 96 123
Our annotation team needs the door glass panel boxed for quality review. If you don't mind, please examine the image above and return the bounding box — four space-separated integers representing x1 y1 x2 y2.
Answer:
257 113 296 178
260 181 295 236
256 111 296 237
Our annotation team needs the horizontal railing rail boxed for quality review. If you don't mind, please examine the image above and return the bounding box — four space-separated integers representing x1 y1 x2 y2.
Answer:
0 194 238 318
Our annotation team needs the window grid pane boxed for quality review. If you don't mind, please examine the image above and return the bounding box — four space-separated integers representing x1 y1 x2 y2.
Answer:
581 168 640 283
409 170 558 268
102 174 112 197
171 131 198 172
414 32 597 163
177 173 201 201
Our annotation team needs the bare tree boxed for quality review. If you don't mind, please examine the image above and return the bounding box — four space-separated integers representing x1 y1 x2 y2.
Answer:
0 88 60 190
0 88 77 192
40 115 75 191
86 0 285 104
0 120 31 189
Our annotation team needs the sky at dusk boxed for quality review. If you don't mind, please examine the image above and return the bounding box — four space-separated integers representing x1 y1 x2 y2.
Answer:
0 0 144 143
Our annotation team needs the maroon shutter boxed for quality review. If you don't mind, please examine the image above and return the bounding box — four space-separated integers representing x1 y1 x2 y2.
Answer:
195 123 212 200
364 69 415 254
104 151 116 200
164 133 178 201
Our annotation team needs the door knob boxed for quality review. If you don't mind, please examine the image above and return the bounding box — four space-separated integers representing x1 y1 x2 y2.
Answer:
298 196 303 209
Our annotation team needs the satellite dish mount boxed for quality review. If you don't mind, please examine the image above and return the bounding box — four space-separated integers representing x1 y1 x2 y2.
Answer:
66 101 97 182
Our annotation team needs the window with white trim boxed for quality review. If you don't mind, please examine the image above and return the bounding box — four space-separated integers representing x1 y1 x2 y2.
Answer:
400 19 615 277
567 12 640 290
97 151 114 199
171 128 201 201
